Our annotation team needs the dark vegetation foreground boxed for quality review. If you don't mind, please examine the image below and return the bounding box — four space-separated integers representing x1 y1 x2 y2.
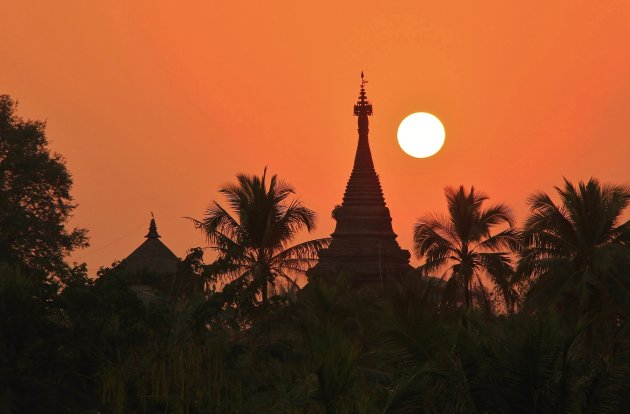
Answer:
2 94 630 413
4 264 630 413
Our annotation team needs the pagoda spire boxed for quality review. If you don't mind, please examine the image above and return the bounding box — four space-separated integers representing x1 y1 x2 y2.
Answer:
145 212 161 239
341 73 385 209
307 74 411 285
351 71 376 175
354 72 372 118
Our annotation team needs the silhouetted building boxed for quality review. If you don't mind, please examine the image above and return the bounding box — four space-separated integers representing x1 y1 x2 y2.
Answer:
308 74 412 285
121 217 179 274
118 216 201 301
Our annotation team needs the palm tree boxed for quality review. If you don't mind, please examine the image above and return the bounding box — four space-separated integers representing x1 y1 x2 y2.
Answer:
190 169 330 305
413 186 520 312
517 178 630 323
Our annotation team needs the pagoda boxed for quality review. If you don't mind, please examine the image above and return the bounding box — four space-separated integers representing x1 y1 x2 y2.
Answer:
119 215 202 299
121 215 179 274
307 74 412 285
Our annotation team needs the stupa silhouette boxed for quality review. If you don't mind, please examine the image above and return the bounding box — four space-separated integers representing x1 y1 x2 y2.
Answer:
119 215 202 299
308 74 412 285
122 215 179 274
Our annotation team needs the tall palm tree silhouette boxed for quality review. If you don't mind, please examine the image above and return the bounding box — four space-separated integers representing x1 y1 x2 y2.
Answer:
414 186 520 311
191 169 330 305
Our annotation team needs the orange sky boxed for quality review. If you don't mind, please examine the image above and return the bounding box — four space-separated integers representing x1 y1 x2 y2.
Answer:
2 1 630 274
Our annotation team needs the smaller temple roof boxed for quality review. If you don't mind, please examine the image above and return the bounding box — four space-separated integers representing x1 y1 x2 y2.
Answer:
122 216 179 274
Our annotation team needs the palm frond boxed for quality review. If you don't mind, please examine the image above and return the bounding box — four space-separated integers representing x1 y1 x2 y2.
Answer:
474 228 521 253
273 200 318 248
200 201 244 243
525 192 574 241
272 238 330 262
414 219 460 261
444 185 487 244
418 257 457 277
478 203 514 229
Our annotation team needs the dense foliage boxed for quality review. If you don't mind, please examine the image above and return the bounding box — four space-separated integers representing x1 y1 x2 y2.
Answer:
2 260 630 413
0 95 87 277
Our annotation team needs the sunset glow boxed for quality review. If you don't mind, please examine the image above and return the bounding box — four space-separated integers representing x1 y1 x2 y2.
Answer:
2 2 629 273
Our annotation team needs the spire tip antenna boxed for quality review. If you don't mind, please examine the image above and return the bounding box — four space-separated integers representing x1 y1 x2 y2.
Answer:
360 71 368 87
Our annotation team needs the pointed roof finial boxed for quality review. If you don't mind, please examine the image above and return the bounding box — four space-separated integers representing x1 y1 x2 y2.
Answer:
145 212 161 239
361 70 369 85
354 71 373 117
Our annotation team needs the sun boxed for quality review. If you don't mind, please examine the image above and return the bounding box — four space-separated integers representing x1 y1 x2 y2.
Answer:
397 112 446 158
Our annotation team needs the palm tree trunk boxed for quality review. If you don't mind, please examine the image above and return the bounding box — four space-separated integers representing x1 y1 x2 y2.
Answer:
261 279 268 304
464 274 471 311
459 262 473 311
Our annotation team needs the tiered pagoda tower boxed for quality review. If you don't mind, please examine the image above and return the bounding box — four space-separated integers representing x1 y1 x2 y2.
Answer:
308 74 412 285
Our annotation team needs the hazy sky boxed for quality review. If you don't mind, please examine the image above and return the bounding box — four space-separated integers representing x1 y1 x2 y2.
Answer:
2 1 630 274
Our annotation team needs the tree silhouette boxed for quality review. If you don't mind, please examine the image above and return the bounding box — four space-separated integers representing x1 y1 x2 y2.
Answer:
414 186 520 312
0 95 87 276
191 169 329 305
517 178 630 327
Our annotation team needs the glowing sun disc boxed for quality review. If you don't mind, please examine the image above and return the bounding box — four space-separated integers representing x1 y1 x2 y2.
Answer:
397 112 445 158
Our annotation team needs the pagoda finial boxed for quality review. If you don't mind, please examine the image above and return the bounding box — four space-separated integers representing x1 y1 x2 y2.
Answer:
354 71 373 117
146 212 161 239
